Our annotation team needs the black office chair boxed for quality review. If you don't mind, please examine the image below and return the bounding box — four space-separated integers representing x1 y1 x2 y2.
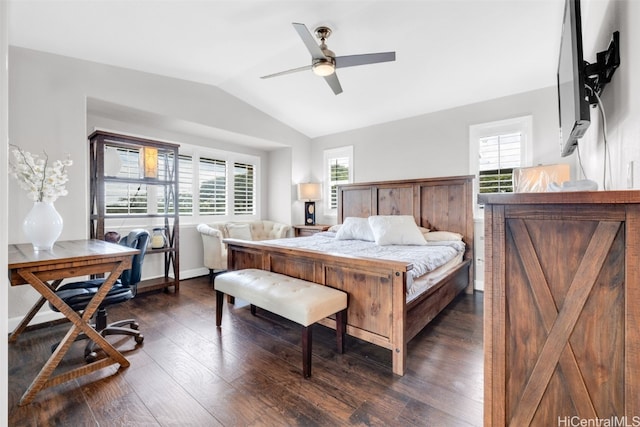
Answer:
51 229 150 362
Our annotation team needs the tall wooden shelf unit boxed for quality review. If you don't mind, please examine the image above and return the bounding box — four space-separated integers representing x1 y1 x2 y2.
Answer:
89 130 180 293
480 191 640 426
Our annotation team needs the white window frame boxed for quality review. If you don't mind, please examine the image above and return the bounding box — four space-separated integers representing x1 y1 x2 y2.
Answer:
232 161 256 216
175 144 260 224
469 116 532 217
195 155 226 216
323 146 354 216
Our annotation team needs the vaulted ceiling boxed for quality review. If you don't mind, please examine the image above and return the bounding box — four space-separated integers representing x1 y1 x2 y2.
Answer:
8 0 564 138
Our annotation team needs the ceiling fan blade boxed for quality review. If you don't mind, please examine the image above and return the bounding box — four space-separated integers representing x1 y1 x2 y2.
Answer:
324 73 343 95
335 52 396 69
260 65 312 79
292 22 326 60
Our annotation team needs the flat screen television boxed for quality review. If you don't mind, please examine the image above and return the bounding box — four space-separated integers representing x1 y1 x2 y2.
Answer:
557 0 590 157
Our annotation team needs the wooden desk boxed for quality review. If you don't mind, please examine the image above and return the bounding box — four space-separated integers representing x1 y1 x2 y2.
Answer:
8 239 140 406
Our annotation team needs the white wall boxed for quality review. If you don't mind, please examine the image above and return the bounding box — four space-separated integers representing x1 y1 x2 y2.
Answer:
268 147 293 225
311 86 563 224
7 47 310 325
578 0 640 189
1 0 9 418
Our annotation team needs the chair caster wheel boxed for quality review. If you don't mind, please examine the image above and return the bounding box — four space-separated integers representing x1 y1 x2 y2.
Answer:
134 334 144 344
85 352 98 363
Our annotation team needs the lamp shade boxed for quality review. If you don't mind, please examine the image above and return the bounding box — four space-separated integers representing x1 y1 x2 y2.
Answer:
513 164 570 192
141 147 158 179
297 183 321 201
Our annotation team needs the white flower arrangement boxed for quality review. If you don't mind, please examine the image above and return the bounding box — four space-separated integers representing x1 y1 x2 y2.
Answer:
9 145 73 203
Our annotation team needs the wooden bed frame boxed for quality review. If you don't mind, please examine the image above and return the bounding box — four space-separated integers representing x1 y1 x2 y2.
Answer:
225 175 474 375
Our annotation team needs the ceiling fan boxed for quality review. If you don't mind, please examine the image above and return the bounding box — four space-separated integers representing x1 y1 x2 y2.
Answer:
260 23 396 95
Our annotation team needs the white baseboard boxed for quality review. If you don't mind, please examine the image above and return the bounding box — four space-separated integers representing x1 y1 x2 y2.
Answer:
181 267 209 280
8 310 66 332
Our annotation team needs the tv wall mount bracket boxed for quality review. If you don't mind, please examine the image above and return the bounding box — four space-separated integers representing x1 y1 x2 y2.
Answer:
584 30 620 105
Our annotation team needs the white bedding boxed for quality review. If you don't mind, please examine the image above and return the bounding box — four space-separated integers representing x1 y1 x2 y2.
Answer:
406 251 464 303
261 231 465 283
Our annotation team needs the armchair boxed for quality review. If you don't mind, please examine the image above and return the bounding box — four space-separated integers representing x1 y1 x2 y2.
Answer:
197 220 291 282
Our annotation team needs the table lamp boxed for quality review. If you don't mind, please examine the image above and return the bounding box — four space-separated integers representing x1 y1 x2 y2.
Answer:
297 183 321 225
513 164 570 192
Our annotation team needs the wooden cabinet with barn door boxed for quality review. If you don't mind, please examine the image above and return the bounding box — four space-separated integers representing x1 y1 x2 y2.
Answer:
480 191 640 426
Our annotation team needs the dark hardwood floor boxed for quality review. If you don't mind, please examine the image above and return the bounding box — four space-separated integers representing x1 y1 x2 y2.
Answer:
8 276 484 426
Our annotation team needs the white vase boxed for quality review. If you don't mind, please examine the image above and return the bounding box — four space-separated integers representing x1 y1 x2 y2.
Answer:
23 201 64 251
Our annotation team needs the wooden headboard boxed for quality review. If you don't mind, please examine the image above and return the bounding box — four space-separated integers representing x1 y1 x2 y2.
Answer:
337 175 475 266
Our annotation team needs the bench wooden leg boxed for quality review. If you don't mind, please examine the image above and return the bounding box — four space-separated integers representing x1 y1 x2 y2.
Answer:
216 291 224 327
302 325 312 378
336 309 347 354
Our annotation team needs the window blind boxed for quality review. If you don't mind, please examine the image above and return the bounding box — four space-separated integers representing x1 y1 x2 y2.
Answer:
156 151 177 214
328 157 350 209
233 162 255 215
177 155 193 215
478 132 521 194
199 157 226 215
105 146 147 215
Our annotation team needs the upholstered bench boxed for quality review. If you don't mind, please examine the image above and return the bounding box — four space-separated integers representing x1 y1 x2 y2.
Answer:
214 268 348 378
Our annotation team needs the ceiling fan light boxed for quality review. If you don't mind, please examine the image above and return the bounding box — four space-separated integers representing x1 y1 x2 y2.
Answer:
312 60 335 77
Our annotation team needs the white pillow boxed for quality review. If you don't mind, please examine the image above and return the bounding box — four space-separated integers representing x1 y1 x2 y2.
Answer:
367 215 427 246
335 217 375 241
328 224 341 233
226 223 253 240
424 231 463 241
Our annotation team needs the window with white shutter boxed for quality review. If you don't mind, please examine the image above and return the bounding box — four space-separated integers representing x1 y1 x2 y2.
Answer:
102 142 259 222
105 145 148 215
199 157 227 216
233 162 255 215
470 116 532 215
156 150 177 214
478 132 522 194
177 155 193 215
324 146 353 213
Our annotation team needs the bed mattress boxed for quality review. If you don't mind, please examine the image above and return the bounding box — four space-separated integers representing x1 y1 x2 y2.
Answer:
261 232 466 302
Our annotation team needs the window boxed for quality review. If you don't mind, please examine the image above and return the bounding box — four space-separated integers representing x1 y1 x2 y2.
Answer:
478 132 522 194
470 116 532 215
156 150 177 214
324 146 353 212
105 145 181 215
177 155 193 215
233 162 255 215
105 146 147 215
199 156 227 216
328 158 349 209
103 142 258 221
177 145 258 221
